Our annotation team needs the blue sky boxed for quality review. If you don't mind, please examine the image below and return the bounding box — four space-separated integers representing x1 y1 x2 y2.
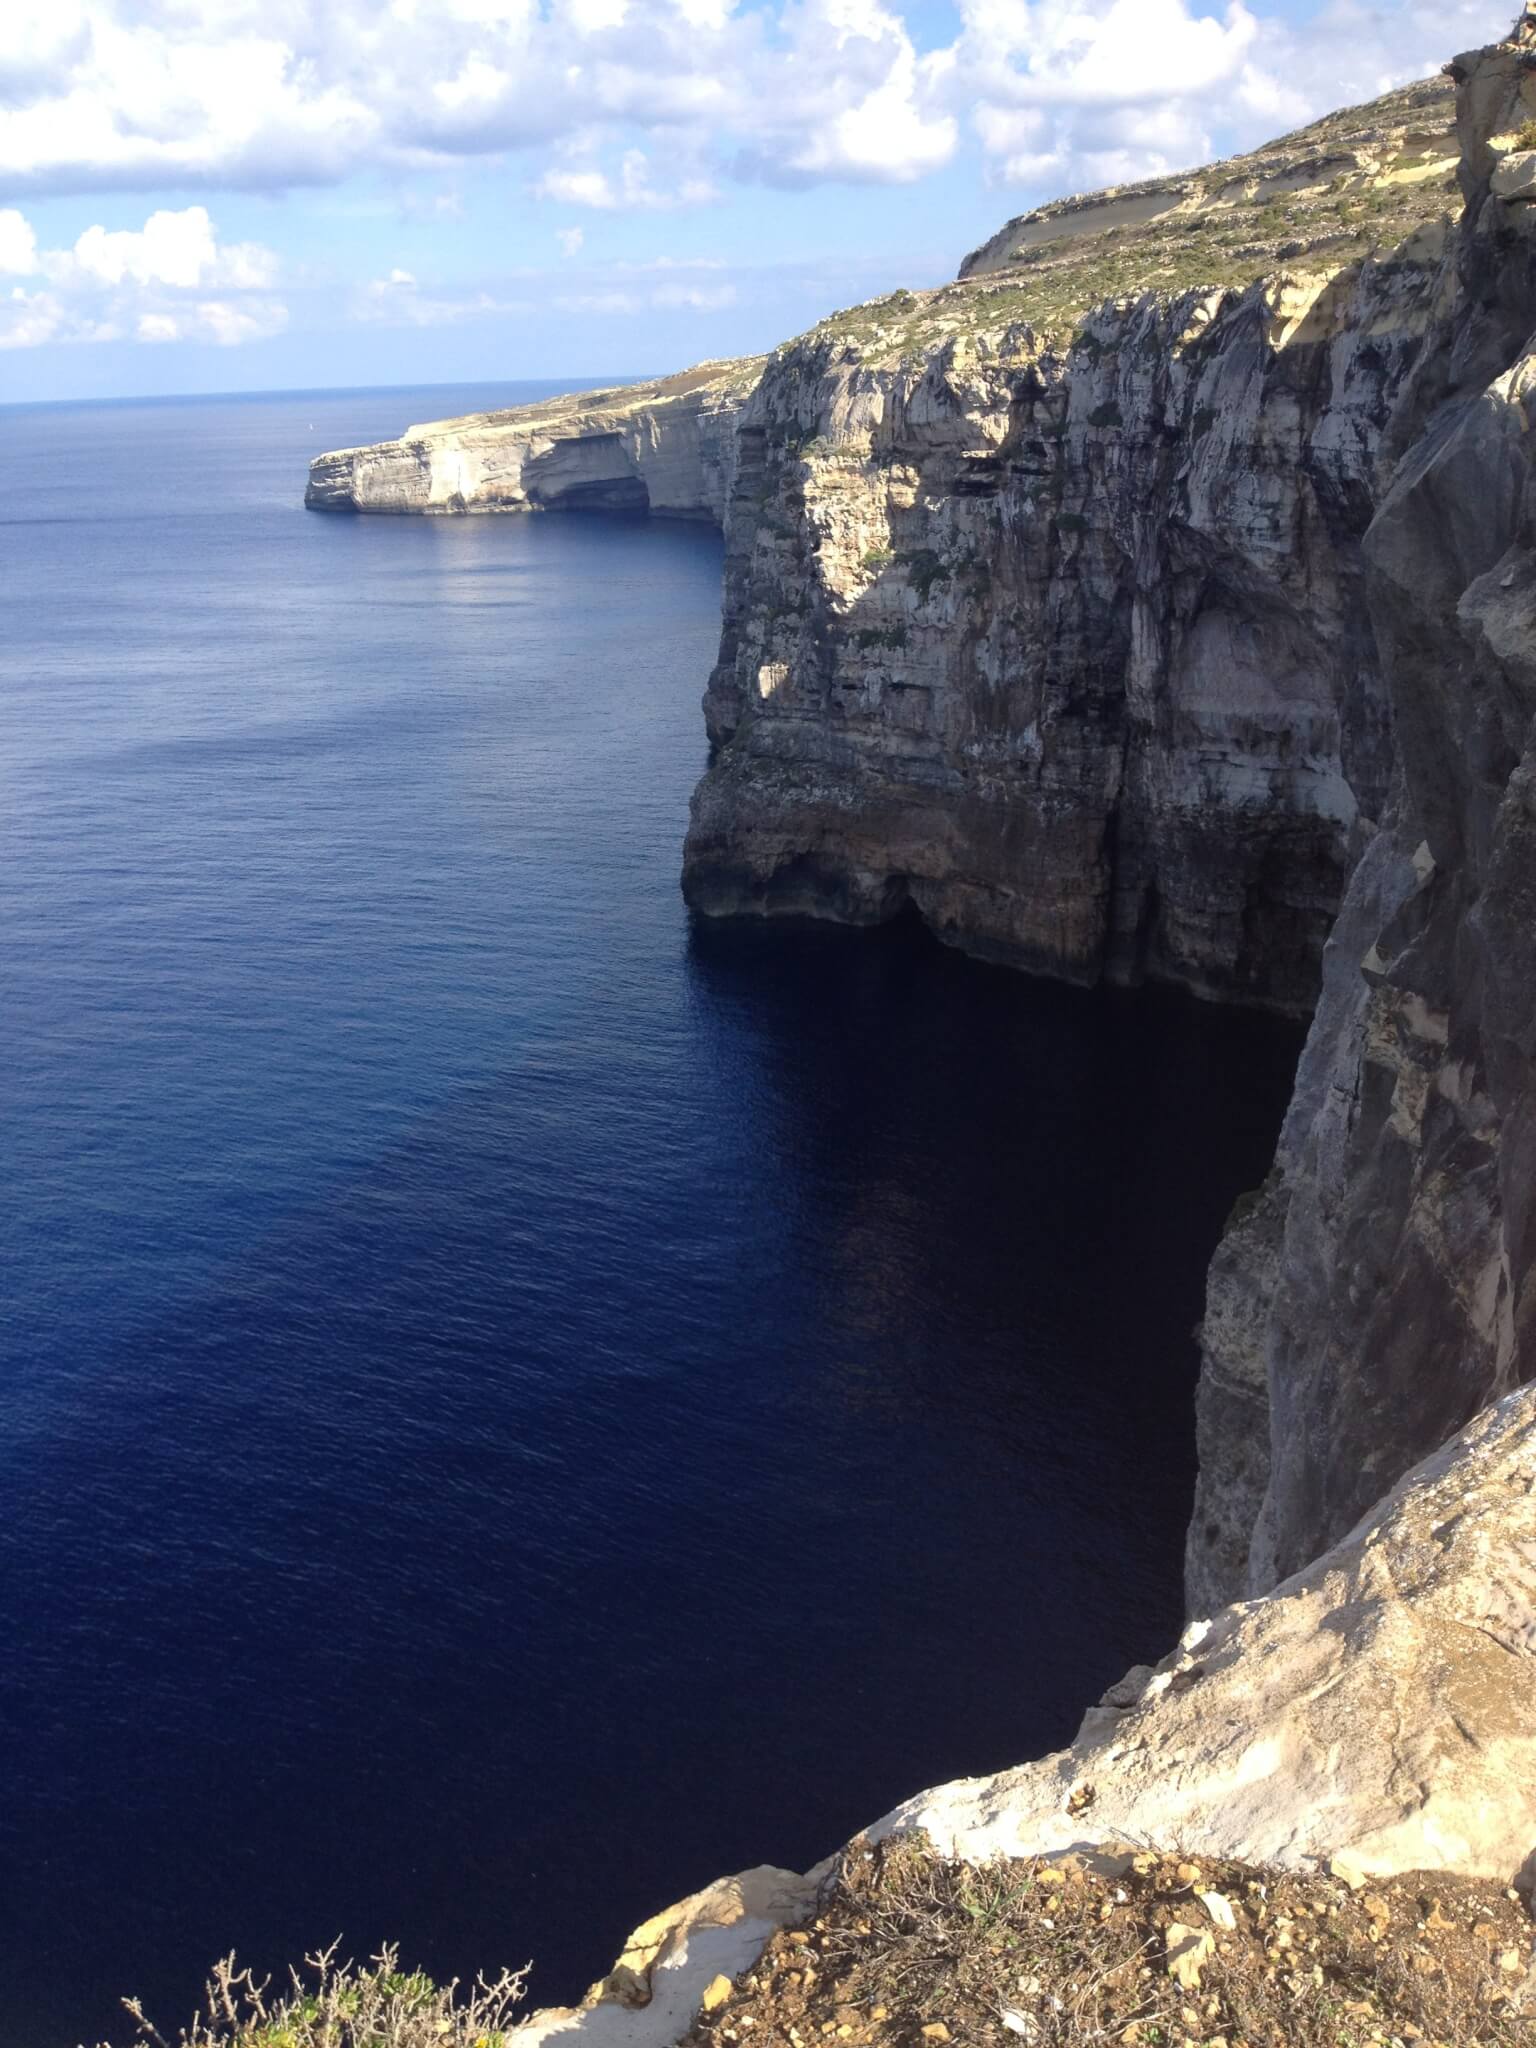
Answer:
0 0 1513 402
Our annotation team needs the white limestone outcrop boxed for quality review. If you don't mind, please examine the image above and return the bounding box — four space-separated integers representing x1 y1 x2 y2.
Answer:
519 1867 825 2048
304 360 761 520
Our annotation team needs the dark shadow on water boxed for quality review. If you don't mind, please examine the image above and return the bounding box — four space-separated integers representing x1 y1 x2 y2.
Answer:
0 388 1303 2047
0 914 1300 2048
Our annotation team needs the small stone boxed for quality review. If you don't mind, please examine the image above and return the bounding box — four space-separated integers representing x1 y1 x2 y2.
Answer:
1501 1947 1526 1973
701 1975 735 2014
1166 1924 1215 1991
921 2026 951 2042
1198 1890 1237 1931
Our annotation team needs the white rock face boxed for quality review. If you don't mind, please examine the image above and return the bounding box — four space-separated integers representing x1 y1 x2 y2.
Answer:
304 360 761 520
682 76 1460 1016
877 1385 1536 1888
1491 147 1536 199
519 1866 824 2047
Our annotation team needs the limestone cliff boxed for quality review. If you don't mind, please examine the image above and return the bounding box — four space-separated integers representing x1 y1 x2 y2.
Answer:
680 78 1457 1011
1188 18 1536 1610
305 358 760 519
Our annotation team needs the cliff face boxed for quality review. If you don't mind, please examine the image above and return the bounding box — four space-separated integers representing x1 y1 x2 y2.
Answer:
1189 22 1536 1609
680 80 1457 1011
305 359 759 519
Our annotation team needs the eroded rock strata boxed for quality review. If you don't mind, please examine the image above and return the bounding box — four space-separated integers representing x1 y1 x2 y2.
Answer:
304 358 760 519
681 77 1459 1012
1188 19 1536 1611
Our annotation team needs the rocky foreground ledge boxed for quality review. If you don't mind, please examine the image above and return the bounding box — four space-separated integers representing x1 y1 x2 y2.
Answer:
303 359 761 520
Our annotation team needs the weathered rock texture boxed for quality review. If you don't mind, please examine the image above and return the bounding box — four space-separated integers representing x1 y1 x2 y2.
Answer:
305 359 760 519
886 1384 1536 1887
520 1866 825 2048
1187 19 1536 1611
681 79 1458 1011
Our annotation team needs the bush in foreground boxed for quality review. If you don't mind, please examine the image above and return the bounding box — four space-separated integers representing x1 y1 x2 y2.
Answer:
99 1942 527 2048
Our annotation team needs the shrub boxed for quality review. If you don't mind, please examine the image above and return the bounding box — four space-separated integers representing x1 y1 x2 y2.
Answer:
860 546 894 571
898 548 951 602
1517 117 1536 151
106 1943 528 2048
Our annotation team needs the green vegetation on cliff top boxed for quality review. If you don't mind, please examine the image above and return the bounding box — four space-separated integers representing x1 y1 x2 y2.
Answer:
797 74 1459 364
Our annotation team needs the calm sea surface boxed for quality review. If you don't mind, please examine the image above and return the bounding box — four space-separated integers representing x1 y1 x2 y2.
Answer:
1 383 1301 2047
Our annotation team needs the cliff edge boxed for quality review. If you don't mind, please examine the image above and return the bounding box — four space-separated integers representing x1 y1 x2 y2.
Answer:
304 358 761 520
680 75 1458 1015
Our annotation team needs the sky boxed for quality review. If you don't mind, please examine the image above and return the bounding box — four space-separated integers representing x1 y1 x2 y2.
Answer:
0 0 1516 402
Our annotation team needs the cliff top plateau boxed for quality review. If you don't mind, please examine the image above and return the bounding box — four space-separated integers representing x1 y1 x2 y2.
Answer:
807 72 1459 365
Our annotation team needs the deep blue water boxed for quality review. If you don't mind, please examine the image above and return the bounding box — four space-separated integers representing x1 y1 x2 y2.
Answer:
1 382 1301 2048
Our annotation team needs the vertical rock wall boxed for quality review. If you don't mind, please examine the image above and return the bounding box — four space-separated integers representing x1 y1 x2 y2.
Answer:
682 95 1457 1012
1189 18 1536 1609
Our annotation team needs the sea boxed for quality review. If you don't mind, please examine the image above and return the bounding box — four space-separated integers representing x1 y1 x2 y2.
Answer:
0 382 1302 2047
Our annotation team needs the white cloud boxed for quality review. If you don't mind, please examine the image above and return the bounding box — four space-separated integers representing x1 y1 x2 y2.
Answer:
0 0 1512 223
556 225 586 255
535 147 717 209
651 280 736 307
555 288 642 312
0 0 963 198
357 268 530 324
56 207 278 290
0 203 285 347
954 0 1503 193
0 210 39 275
554 276 736 312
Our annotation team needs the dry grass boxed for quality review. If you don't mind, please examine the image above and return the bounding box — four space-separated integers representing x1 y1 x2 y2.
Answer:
685 1835 1536 2048
793 76 1457 365
95 1942 527 2048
